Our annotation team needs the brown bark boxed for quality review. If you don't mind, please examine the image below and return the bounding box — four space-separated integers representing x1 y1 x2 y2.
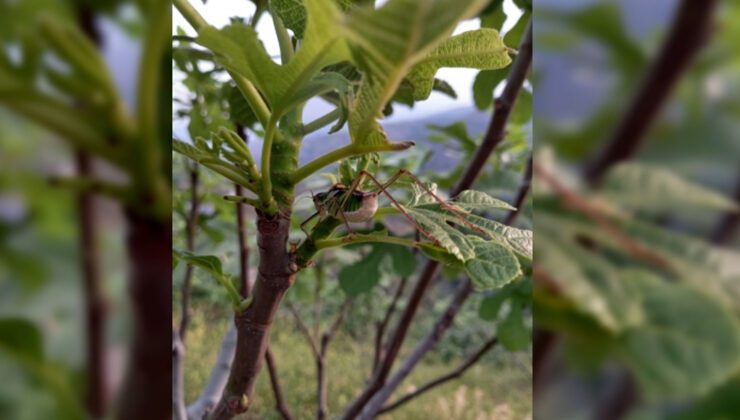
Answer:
372 277 408 375
504 153 532 226
235 184 251 297
116 212 172 420
584 0 719 183
209 212 296 419
76 150 108 418
75 8 107 417
180 166 199 343
339 21 533 420
265 348 294 420
711 173 740 245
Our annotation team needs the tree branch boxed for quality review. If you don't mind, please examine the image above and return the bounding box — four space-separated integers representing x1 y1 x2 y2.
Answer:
583 0 719 183
372 277 408 375
711 172 740 245
339 21 533 420
316 298 352 420
359 281 475 419
180 165 199 342
503 153 532 226
173 328 188 420
378 335 499 414
265 348 294 420
187 326 238 420
287 303 320 358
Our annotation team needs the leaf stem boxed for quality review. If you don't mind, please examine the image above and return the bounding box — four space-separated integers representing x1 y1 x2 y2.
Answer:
223 195 262 208
173 0 207 30
290 141 415 185
271 9 294 64
314 234 420 251
302 108 342 135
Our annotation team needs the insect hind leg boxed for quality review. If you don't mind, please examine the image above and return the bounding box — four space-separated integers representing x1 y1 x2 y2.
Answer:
371 169 488 236
355 170 440 245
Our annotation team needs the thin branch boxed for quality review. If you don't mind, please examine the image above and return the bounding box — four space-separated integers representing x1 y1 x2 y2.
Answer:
536 162 673 272
235 184 252 298
339 21 533 420
186 326 238 420
77 135 108 420
173 328 187 420
75 10 107 417
265 349 294 420
358 281 475 419
379 336 499 415
584 0 719 183
503 153 532 226
316 298 352 420
287 303 320 358
324 298 352 346
372 277 408 374
711 172 740 245
179 165 199 342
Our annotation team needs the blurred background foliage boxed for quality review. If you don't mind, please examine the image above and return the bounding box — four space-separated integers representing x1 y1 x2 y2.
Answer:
534 1 740 419
172 0 532 418
1 0 168 418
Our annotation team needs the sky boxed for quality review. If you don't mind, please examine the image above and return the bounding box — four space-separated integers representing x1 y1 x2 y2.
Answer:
172 0 524 136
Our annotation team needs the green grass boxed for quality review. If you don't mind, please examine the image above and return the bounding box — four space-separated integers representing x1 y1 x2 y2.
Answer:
183 303 531 419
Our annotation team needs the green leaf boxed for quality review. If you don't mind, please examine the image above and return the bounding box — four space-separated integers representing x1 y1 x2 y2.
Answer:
617 271 740 400
406 28 511 100
0 317 85 419
479 291 509 320
0 318 43 362
473 68 507 109
535 230 644 333
406 208 477 261
419 242 464 266
463 237 521 290
198 0 349 114
463 213 532 259
503 10 529 48
386 244 417 277
480 0 506 31
224 83 258 128
173 249 241 306
344 0 489 146
450 190 516 211
338 246 386 295
599 163 740 213
272 0 359 39
497 302 530 351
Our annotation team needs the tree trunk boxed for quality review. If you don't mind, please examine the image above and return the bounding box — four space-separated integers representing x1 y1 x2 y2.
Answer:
115 211 172 419
209 212 296 419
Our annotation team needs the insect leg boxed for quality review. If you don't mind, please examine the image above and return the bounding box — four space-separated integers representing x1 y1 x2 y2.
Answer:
391 169 488 235
300 211 319 238
356 170 440 245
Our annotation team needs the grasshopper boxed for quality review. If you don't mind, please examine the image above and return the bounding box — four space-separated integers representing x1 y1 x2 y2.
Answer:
301 169 480 243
